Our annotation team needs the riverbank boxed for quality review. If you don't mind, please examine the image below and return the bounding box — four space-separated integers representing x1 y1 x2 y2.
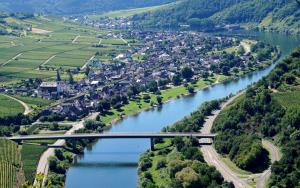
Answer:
40 57 278 187
31 37 281 187
32 113 99 187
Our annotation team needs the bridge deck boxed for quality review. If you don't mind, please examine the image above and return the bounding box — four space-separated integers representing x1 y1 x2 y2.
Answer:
7 133 216 142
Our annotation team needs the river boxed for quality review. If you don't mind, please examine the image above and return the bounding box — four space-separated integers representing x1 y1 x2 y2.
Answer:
65 32 300 188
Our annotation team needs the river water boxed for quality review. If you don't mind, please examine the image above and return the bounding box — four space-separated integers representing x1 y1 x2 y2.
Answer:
65 32 300 188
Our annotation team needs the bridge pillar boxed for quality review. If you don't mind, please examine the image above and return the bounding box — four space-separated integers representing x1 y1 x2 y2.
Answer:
150 138 154 151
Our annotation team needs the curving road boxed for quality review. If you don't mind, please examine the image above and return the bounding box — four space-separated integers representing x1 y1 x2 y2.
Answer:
200 93 281 188
2 94 32 115
256 140 281 188
200 93 251 188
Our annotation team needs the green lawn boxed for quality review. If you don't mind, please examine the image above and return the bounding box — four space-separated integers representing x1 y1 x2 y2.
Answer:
0 94 24 118
21 144 47 184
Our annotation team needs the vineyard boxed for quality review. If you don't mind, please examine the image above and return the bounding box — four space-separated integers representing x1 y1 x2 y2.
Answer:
0 139 23 188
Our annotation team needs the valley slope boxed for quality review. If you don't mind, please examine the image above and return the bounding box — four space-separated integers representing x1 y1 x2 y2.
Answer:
0 0 175 15
132 0 300 34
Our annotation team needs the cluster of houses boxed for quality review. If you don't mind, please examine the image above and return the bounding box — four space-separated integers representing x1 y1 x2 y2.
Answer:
69 16 132 30
1 29 258 120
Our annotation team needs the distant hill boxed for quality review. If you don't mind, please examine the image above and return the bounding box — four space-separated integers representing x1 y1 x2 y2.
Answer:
132 0 300 34
0 0 175 15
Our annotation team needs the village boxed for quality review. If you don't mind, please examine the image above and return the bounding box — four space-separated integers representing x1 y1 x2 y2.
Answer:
0 29 275 122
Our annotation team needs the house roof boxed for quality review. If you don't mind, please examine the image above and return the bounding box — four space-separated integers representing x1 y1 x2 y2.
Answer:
40 82 57 88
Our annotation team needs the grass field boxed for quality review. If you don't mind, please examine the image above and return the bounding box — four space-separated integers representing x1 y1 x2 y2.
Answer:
0 139 23 188
0 94 24 118
0 16 132 84
21 144 47 184
273 90 300 109
12 95 53 110
220 156 252 176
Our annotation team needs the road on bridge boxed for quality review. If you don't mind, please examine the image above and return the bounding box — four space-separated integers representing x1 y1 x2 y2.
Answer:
8 132 216 141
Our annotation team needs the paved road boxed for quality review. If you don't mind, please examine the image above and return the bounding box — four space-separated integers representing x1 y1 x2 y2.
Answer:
121 37 130 47
33 112 99 186
40 55 56 67
200 93 281 188
9 132 216 141
1 53 23 67
200 93 251 188
81 55 95 70
72 35 80 43
2 94 32 115
256 140 281 188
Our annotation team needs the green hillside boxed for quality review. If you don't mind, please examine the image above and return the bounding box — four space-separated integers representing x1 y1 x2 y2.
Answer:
0 139 24 188
212 47 300 187
0 0 175 15
88 2 177 19
132 0 300 34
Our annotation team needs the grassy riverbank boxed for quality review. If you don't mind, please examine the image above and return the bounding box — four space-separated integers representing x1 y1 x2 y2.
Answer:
101 75 229 124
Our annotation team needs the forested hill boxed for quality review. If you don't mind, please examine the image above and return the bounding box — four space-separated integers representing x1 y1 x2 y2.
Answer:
132 0 300 34
0 0 175 15
212 47 300 187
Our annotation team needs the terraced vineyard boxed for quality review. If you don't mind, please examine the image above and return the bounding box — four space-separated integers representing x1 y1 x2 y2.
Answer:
0 139 23 188
0 16 132 85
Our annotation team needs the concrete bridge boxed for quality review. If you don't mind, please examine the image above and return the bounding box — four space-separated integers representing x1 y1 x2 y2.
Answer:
7 132 216 150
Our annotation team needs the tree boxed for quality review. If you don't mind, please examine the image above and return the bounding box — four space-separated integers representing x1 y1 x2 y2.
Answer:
172 74 182 86
85 66 90 76
56 70 61 81
187 85 195 94
285 74 296 84
84 120 105 131
181 67 194 81
54 149 64 161
147 80 158 93
202 71 209 80
68 72 74 84
175 167 201 188
156 95 162 105
100 99 111 111
50 123 59 131
158 78 168 88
